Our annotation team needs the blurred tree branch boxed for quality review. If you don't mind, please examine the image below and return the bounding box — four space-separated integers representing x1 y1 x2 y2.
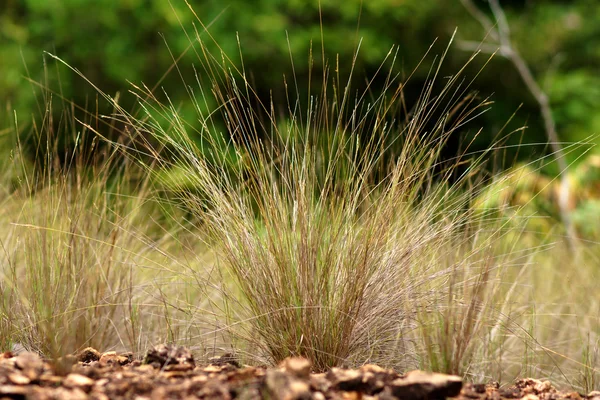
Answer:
459 0 576 247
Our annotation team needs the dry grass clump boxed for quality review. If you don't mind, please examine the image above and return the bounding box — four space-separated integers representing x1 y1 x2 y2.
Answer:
84 24 535 374
0 103 190 362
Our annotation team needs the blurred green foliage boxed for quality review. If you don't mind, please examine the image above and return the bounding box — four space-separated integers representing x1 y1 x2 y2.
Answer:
474 155 600 241
1 0 600 242
1 0 599 166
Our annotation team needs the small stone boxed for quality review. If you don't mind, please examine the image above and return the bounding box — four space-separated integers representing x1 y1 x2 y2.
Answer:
136 365 154 374
99 351 120 367
522 395 540 400
143 344 194 369
76 347 102 363
0 384 29 396
14 352 43 369
119 352 134 364
360 364 387 374
97 351 129 367
191 375 208 384
163 363 194 372
53 386 88 400
328 368 365 392
193 380 231 399
63 373 95 392
7 373 30 385
39 373 63 386
309 373 330 393
588 391 600 398
390 370 462 400
161 370 189 380
209 353 241 368
280 357 311 379
14 352 44 381
516 378 556 396
313 392 326 400
266 369 311 400
488 381 500 389
204 365 225 373
534 380 553 394
344 392 367 400
94 378 110 388
288 381 312 399
499 386 522 398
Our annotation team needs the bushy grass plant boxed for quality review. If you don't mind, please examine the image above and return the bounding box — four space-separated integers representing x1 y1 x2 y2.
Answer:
8 8 600 390
0 98 192 363
73 23 541 374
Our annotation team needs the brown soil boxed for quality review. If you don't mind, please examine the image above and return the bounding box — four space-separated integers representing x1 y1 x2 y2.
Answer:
0 345 594 400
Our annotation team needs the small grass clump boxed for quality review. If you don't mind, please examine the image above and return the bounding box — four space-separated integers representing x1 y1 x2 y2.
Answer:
0 100 189 363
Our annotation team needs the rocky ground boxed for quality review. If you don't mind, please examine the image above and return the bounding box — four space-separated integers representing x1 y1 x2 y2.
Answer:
0 345 595 400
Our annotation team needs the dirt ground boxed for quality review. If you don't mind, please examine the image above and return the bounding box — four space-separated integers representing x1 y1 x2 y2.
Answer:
0 345 595 400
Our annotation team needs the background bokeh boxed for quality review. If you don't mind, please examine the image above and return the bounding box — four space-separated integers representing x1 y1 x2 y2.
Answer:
1 0 599 169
